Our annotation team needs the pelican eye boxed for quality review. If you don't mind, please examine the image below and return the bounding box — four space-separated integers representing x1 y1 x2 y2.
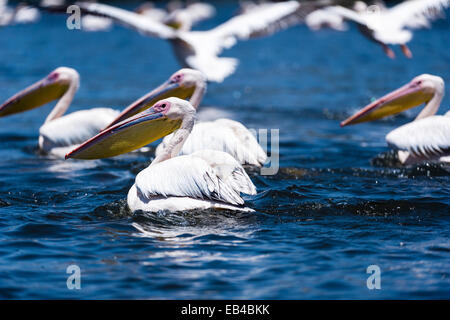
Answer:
47 73 59 81
170 74 183 83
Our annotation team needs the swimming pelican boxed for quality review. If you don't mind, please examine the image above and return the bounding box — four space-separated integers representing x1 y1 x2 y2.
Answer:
66 98 257 213
324 0 450 58
67 1 320 82
341 74 450 165
105 68 267 167
0 67 120 158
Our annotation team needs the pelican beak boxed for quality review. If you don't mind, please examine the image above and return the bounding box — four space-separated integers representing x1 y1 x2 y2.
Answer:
340 81 434 127
105 81 194 128
65 106 182 160
0 75 69 118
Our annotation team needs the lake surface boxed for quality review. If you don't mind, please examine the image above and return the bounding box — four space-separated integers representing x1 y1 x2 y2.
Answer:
0 1 449 299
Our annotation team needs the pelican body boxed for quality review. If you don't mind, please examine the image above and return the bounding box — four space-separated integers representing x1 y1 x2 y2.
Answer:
325 0 450 58
67 98 256 213
341 74 449 165
105 68 267 167
0 67 119 158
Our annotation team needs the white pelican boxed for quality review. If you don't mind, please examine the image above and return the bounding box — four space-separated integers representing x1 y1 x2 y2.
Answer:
105 68 267 167
0 67 120 158
0 1 40 26
163 2 216 31
324 0 450 58
66 98 257 213
134 2 167 22
341 74 450 165
70 1 320 82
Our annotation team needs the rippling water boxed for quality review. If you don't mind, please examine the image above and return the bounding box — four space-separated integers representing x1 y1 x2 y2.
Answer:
0 1 449 299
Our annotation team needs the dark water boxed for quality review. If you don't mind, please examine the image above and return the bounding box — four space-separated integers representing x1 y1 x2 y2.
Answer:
0 2 449 299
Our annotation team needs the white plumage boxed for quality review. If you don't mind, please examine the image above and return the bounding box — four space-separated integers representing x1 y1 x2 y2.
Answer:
0 1 40 26
149 69 267 166
155 119 267 167
117 98 257 213
325 0 450 56
128 150 256 213
386 114 450 164
39 108 119 158
81 14 113 32
74 1 316 82
306 8 348 31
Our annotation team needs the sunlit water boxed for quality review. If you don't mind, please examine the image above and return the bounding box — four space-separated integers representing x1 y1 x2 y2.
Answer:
0 1 449 299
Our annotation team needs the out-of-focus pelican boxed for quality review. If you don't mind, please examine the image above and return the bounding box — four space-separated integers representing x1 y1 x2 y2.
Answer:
67 98 257 213
341 74 450 165
0 67 120 158
70 1 321 82
324 0 450 58
0 1 40 26
163 2 216 31
134 2 167 22
105 68 267 167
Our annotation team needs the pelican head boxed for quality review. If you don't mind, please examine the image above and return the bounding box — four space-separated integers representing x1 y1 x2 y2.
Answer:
341 74 444 126
0 67 79 118
66 97 196 160
105 68 206 128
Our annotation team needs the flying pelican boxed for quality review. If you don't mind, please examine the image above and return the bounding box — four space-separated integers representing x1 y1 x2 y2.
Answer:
0 67 120 158
324 0 450 58
66 98 257 213
0 1 40 26
61 1 322 82
105 68 267 167
163 2 216 31
341 74 450 165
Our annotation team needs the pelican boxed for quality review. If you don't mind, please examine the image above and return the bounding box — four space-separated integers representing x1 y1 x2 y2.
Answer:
163 2 216 31
105 68 267 167
324 0 450 58
341 74 450 165
66 98 257 213
64 1 322 82
0 1 40 26
0 67 120 158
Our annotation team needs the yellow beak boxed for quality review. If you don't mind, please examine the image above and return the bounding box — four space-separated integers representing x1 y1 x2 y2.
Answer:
66 105 181 160
0 76 69 118
341 82 434 126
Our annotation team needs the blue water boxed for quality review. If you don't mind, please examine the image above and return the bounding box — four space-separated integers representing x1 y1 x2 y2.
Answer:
0 1 449 299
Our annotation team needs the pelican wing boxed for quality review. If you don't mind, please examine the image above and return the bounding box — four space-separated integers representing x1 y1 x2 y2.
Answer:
184 2 216 26
214 119 267 166
191 149 257 195
385 0 450 30
386 115 450 160
135 155 245 206
39 108 120 151
190 1 304 56
156 120 267 166
75 1 176 38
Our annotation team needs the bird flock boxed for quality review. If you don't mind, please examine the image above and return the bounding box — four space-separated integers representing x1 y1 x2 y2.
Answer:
0 0 449 213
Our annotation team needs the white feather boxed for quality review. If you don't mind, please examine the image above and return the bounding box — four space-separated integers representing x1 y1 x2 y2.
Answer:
74 1 316 82
155 119 267 167
326 0 450 45
386 115 450 163
128 151 256 213
39 108 119 157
